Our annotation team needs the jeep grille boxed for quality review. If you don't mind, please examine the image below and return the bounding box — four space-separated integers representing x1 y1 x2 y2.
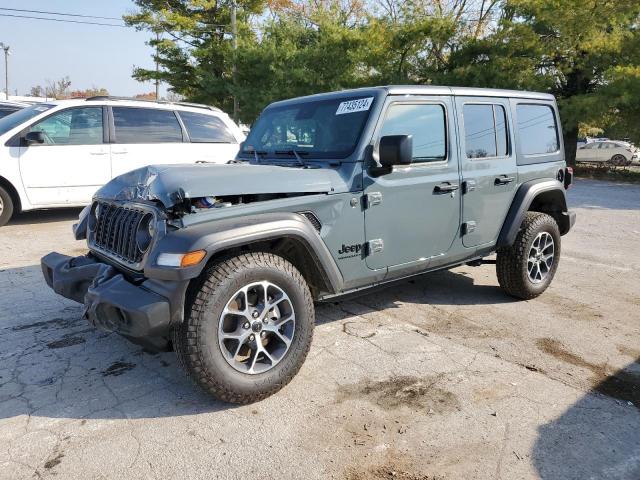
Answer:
92 202 149 265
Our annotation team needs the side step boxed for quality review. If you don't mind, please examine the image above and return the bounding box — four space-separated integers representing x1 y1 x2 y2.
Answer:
466 258 497 267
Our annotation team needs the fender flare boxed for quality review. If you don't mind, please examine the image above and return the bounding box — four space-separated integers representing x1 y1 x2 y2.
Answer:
144 212 344 295
497 179 571 248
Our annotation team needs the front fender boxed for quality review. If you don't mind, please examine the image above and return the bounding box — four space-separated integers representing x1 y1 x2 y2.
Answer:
143 212 344 293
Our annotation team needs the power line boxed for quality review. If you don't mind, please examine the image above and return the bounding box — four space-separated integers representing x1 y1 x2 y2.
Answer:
0 13 128 28
0 7 123 21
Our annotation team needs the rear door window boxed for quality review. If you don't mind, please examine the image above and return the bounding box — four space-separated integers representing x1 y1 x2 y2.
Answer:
179 111 236 143
463 104 508 159
113 107 183 143
516 104 559 155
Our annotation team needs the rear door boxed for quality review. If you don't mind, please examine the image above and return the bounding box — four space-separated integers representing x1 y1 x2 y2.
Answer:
363 96 461 270
110 106 187 177
455 98 516 247
177 111 240 163
18 106 110 205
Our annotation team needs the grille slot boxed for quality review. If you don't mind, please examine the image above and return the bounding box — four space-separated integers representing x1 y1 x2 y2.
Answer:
92 202 149 265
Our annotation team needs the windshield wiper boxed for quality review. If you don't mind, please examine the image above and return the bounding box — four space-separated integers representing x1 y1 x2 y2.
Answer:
243 149 267 164
275 149 308 167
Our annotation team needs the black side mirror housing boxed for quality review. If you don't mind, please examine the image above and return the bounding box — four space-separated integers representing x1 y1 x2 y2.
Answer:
379 135 413 167
25 131 45 145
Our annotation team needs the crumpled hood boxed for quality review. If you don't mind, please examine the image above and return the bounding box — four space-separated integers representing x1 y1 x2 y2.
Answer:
95 163 347 208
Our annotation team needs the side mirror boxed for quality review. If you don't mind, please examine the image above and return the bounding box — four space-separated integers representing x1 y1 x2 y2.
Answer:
25 131 45 145
379 135 413 167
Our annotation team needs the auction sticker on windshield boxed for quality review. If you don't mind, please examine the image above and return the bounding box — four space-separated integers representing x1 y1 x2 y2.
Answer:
336 97 374 115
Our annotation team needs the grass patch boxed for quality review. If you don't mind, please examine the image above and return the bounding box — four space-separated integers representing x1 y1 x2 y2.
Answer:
573 164 640 184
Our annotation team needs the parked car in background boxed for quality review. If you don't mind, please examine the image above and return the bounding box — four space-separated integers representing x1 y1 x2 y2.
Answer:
0 100 28 119
0 97 244 226
576 140 638 166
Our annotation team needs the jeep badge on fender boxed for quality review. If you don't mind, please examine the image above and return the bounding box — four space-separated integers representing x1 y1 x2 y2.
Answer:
41 86 575 404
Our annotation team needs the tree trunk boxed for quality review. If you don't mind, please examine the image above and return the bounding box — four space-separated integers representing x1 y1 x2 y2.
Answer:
563 123 578 167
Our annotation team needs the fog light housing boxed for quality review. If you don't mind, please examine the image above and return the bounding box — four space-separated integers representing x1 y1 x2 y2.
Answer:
157 250 207 268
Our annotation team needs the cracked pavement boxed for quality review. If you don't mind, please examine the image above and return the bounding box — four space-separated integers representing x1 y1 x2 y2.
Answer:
0 179 639 480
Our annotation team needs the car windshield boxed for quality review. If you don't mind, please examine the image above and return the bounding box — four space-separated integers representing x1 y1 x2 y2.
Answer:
0 103 55 137
240 96 375 160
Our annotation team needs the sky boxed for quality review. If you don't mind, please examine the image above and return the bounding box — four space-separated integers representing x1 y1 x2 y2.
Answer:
0 0 168 97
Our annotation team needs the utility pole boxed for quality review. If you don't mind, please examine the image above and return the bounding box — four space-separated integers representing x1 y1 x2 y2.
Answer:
0 43 9 100
155 31 160 99
231 1 238 122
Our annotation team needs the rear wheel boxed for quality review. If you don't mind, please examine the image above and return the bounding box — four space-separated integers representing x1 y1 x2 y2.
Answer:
0 186 14 227
173 252 314 403
611 154 630 167
496 212 561 300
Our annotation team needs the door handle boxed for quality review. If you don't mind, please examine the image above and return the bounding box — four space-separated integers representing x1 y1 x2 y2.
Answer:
112 150 128 155
494 175 515 185
433 183 460 194
90 151 108 156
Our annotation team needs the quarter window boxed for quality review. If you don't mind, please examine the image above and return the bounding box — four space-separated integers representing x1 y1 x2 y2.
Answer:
463 104 508 159
380 104 446 162
113 107 183 143
179 111 236 143
28 107 103 145
516 104 559 155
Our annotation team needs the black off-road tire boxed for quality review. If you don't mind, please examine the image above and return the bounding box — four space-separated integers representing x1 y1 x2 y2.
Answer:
496 212 561 300
0 185 14 227
173 252 315 404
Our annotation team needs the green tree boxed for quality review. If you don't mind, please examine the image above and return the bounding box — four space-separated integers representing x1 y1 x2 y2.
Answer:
441 0 640 163
124 0 266 121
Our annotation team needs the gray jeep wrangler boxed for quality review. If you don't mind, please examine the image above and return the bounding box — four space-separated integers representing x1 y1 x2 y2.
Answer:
42 86 575 403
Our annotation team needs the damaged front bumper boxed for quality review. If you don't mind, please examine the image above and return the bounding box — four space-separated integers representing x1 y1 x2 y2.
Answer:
41 252 188 351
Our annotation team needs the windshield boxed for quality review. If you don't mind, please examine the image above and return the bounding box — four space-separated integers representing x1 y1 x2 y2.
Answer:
241 96 375 160
0 104 55 137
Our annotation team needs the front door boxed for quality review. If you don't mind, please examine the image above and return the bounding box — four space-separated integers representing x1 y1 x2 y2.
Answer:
363 97 461 270
19 106 110 205
455 98 517 247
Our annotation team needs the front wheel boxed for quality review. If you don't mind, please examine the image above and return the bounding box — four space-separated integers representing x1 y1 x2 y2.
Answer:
0 185 14 227
173 252 315 404
496 212 561 300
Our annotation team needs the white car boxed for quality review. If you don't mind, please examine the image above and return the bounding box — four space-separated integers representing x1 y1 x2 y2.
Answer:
0 97 244 226
576 140 638 166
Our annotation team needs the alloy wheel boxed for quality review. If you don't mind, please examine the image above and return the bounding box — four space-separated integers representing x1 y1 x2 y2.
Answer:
218 281 295 374
527 232 555 284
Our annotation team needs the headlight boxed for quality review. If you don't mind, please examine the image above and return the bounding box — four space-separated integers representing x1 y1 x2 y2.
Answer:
136 213 155 253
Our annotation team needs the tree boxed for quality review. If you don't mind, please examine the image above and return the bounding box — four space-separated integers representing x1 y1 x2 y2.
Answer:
45 76 72 99
124 0 267 122
68 87 109 98
441 0 640 163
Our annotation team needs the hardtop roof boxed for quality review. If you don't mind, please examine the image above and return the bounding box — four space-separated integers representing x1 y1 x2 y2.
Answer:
268 85 555 108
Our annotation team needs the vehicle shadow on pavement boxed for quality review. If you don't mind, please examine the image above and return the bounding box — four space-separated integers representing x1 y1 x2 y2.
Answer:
533 358 640 480
0 267 236 421
8 208 83 226
317 268 514 326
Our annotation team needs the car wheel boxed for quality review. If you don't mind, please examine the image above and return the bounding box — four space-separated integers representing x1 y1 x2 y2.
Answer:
173 252 314 404
611 154 628 167
496 212 561 300
0 185 14 227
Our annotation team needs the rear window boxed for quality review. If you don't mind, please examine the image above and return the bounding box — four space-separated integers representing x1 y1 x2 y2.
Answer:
113 107 183 143
516 104 559 155
179 111 236 143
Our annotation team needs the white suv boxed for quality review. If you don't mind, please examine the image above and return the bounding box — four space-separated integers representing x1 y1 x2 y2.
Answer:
0 97 245 226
